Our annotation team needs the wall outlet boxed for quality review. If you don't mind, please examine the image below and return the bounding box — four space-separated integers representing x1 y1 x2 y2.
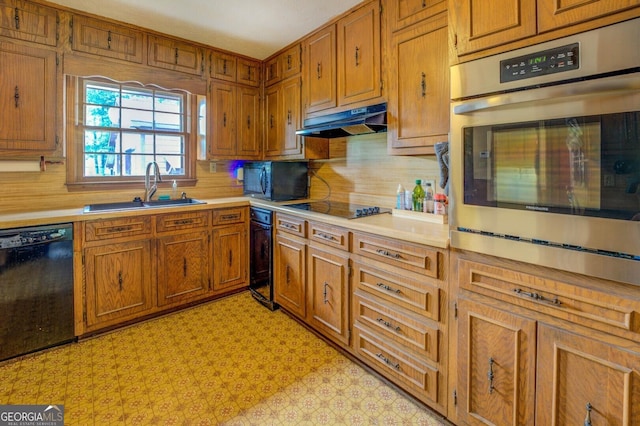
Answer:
209 162 217 173
604 174 615 187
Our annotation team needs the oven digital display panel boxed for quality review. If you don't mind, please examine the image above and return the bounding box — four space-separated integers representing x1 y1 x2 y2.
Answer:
500 43 579 83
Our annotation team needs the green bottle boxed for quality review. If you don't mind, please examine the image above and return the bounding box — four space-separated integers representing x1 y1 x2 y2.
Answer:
412 179 425 212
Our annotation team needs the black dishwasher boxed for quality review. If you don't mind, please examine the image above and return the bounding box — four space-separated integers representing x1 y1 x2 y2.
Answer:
0 223 75 361
249 208 277 310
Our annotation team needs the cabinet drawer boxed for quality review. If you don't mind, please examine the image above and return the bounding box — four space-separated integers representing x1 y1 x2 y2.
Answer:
354 322 439 405
457 258 640 336
212 207 247 225
156 211 209 233
354 289 439 362
275 213 306 238
352 232 439 277
352 259 440 321
308 221 349 251
85 216 152 242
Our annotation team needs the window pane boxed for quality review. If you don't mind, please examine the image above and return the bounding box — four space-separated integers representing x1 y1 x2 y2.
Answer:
155 112 182 131
85 105 119 127
125 154 157 176
84 131 116 153
79 79 190 182
155 92 182 113
122 133 155 154
84 154 120 177
156 135 184 155
161 155 183 175
85 84 119 107
121 88 153 110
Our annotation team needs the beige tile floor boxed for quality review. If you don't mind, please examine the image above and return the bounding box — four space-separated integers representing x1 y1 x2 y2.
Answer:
0 291 449 425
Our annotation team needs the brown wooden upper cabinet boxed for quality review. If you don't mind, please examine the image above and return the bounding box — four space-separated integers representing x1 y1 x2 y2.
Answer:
387 0 447 32
0 0 57 46
0 40 56 152
265 43 301 86
450 0 640 60
147 35 204 76
303 24 337 114
71 15 144 63
303 0 381 115
337 0 382 107
210 50 237 82
264 77 303 158
209 81 261 159
237 57 261 87
387 12 449 155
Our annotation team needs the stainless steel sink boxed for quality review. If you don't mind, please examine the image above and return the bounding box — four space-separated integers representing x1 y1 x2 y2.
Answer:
83 198 206 213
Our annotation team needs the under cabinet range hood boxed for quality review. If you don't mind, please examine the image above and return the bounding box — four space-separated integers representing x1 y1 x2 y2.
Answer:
296 103 387 138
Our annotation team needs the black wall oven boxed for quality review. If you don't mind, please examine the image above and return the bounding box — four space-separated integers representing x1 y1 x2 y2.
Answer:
450 18 640 286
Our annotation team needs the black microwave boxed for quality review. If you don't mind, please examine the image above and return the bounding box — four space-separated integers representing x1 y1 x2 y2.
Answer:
243 161 308 201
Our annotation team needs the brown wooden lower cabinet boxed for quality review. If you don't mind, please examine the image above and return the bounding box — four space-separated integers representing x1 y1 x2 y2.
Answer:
84 240 154 329
536 324 640 425
450 249 640 426
306 244 350 346
78 206 248 335
455 297 536 426
274 232 307 318
157 231 210 307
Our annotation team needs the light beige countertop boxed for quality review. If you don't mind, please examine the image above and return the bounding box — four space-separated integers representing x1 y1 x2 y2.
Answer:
251 199 450 248
0 197 449 248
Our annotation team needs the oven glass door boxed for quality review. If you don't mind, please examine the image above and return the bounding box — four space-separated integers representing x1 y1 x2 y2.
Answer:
463 111 640 221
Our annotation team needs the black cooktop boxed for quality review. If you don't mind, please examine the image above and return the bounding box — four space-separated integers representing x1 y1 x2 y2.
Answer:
285 201 391 219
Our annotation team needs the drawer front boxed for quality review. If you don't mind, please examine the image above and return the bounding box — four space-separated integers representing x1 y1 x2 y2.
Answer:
354 289 439 362
352 260 440 321
156 211 209 233
275 213 306 238
85 216 152 242
308 221 349 251
352 232 439 277
354 322 439 405
212 207 247 226
457 258 640 336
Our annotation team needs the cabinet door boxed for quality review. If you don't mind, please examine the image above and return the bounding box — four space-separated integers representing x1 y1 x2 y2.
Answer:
157 231 210 306
71 15 144 63
209 81 236 157
210 51 237 82
337 0 381 106
280 76 302 157
84 241 153 328
274 233 306 318
456 298 536 426
264 55 281 86
237 86 261 158
304 25 337 113
147 36 203 75
0 41 56 151
213 223 247 292
537 0 640 33
264 84 281 156
281 44 301 80
387 0 447 32
536 324 640 425
388 14 449 154
307 245 350 345
0 0 57 46
237 57 261 87
450 0 536 56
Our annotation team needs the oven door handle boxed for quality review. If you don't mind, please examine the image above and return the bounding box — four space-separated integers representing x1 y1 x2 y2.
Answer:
453 72 640 115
